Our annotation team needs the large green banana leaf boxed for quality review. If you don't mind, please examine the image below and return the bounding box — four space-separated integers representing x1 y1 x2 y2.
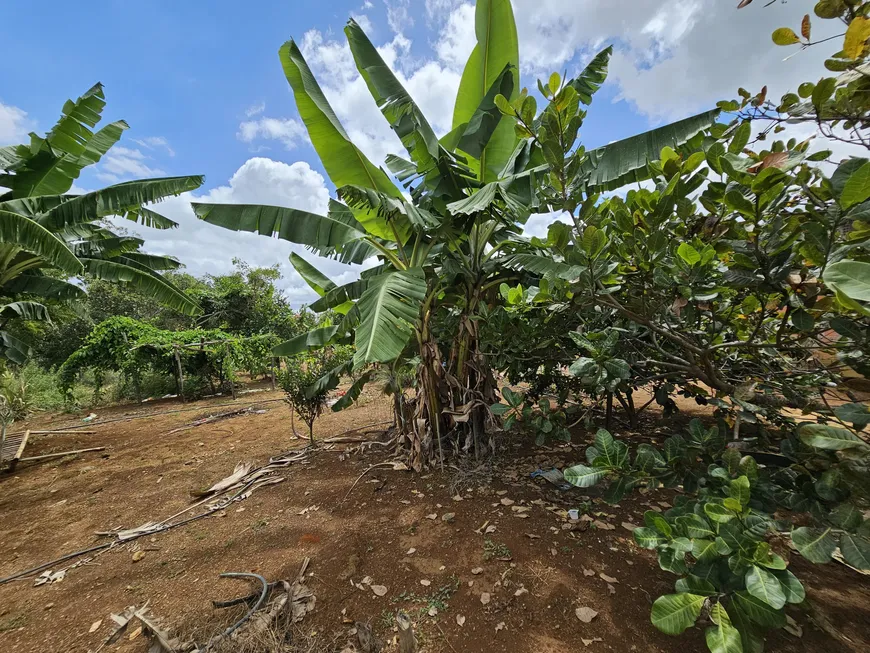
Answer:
125 207 179 230
120 252 183 271
0 330 31 364
40 176 204 229
0 301 50 322
1 274 86 300
345 19 441 173
80 258 200 315
0 209 83 275
12 84 126 197
569 46 613 105
279 40 410 243
584 109 721 191
353 268 426 367
310 277 370 312
193 203 365 250
290 252 336 297
452 0 519 183
273 325 340 357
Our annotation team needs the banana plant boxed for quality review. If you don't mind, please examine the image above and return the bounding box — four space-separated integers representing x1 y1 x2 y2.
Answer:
194 0 719 469
0 83 203 361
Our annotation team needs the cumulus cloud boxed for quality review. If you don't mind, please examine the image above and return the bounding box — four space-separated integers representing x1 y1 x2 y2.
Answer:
97 146 165 183
126 157 363 306
133 136 175 157
0 101 32 145
298 26 461 166
237 117 309 150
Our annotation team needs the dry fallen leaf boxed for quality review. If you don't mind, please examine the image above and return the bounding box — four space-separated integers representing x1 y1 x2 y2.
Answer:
621 522 638 532
582 637 603 647
371 585 388 597
500 498 515 506
480 592 491 605
599 573 618 584
425 513 437 520
575 607 599 623
495 622 505 632
582 568 595 577
592 520 615 531
89 620 102 633
128 625 143 641
514 587 529 597
428 606 438 617
456 614 466 627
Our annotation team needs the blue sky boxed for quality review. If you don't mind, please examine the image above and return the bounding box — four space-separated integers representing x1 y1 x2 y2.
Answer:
0 0 838 305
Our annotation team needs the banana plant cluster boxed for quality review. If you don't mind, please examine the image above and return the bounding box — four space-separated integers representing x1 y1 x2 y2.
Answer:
192 0 719 468
0 83 203 362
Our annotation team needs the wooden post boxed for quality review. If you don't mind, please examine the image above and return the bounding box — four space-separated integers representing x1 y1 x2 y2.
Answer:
396 612 417 653
270 358 277 392
7 430 30 472
174 345 185 403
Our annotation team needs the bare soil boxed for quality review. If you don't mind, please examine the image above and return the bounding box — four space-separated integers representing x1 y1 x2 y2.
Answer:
1 386 869 653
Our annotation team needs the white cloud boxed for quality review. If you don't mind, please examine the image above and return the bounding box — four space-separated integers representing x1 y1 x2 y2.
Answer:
435 2 475 71
385 0 414 33
0 101 32 146
97 146 165 183
298 28 461 166
127 157 363 306
425 0 839 124
237 117 309 150
245 101 266 117
133 136 175 157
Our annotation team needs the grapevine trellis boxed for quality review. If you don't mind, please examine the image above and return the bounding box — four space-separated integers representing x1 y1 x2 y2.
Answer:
58 317 281 403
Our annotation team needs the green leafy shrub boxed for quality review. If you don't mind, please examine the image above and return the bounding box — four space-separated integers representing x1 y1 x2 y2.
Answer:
491 386 570 445
278 346 354 443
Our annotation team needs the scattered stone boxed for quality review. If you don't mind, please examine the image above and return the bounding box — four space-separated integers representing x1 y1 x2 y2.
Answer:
599 573 618 584
425 513 437 520
452 495 464 502
514 587 529 597
607 584 616 595
583 568 596 577
371 585 388 597
132 551 146 562
500 498 515 506
89 620 102 633
485 524 497 534
480 592 491 605
44 603 54 611
442 513 456 523
582 637 603 646
496 490 508 496
456 614 466 627
407 548 417 555
495 622 506 632
420 579 431 587
428 606 438 617
575 607 599 623
525 533 541 539
472 567 484 575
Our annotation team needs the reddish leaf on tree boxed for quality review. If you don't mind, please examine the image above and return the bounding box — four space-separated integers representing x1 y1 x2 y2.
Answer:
801 14 811 41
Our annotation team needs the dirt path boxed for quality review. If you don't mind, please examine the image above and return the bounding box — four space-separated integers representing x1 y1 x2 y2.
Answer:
0 389 868 652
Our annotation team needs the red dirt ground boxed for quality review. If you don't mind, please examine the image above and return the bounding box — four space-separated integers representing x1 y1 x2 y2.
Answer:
1 386 868 652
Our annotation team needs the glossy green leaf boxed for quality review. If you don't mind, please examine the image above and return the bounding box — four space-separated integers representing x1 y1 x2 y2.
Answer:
290 253 336 297
798 422 869 451
650 593 705 635
0 209 83 275
745 565 786 609
840 534 870 570
563 464 606 487
792 527 837 563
